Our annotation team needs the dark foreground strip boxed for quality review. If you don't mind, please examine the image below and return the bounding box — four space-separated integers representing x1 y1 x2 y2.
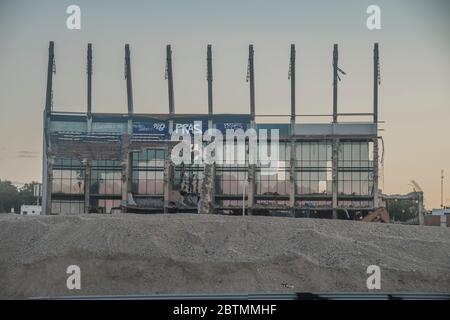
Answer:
5 293 448 319
39 292 450 300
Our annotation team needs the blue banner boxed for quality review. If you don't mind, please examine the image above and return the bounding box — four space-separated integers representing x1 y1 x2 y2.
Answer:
215 122 248 133
133 120 168 135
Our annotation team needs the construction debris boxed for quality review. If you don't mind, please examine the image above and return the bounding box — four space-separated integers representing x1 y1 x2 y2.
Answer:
0 214 449 298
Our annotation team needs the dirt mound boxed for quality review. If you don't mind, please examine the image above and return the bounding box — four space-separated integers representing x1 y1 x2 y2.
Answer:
0 214 449 298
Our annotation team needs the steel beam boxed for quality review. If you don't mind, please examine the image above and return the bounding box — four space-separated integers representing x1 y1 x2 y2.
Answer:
124 44 134 115
373 43 379 124
166 45 175 114
247 45 255 120
332 44 338 123
87 43 93 118
207 44 213 115
45 41 55 114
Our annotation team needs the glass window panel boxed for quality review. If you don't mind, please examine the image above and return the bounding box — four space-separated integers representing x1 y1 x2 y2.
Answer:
352 143 361 161
311 143 319 161
147 181 155 194
344 181 351 194
318 143 327 160
352 171 361 180
62 170 71 179
51 201 60 214
52 180 61 193
361 143 369 160
338 180 344 193
301 171 309 180
61 201 70 214
352 181 361 195
72 180 84 194
301 143 310 161
319 171 327 181
361 181 369 195
344 144 351 161
310 181 319 193
53 169 62 179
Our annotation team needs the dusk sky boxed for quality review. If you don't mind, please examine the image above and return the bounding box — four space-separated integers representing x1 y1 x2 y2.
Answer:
0 0 449 208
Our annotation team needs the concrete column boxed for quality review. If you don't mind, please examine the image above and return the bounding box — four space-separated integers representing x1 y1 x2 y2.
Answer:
289 127 296 216
163 143 173 214
373 138 380 209
121 135 131 212
332 138 339 219
198 163 215 214
45 156 54 215
84 159 91 213
197 119 216 214
418 192 425 226
247 120 256 215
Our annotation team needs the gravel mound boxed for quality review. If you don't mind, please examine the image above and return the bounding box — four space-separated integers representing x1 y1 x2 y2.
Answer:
0 214 449 298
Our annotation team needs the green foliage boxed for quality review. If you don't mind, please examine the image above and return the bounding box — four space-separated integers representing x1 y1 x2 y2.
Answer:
0 180 18 212
387 199 418 222
0 180 40 213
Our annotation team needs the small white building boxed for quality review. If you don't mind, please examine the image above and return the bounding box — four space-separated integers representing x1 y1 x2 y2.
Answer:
431 208 450 216
20 205 42 215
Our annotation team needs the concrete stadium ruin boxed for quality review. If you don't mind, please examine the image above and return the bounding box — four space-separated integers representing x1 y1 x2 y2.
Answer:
42 42 388 219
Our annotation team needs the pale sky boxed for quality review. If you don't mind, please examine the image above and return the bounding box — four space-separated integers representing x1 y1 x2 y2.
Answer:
0 0 449 208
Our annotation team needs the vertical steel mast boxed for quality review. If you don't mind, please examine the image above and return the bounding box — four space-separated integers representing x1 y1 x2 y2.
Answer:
373 43 380 124
289 44 296 124
87 43 93 118
166 45 175 115
124 44 134 115
207 44 213 115
45 41 55 114
247 44 255 120
332 44 338 123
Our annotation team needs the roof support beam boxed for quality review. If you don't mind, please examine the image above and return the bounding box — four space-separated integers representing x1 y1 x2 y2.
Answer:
207 44 213 115
247 44 255 120
166 45 175 115
289 44 296 124
332 44 338 123
124 44 134 115
373 43 379 124
87 43 92 118
45 41 55 114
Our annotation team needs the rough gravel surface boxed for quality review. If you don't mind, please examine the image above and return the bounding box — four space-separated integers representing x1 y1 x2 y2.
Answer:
0 213 449 298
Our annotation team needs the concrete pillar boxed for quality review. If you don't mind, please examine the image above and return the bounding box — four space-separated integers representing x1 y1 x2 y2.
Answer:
373 138 380 209
332 138 339 219
418 192 424 226
289 128 296 216
247 120 256 215
121 135 131 212
45 156 54 215
197 119 216 214
163 143 173 214
84 159 91 213
198 163 215 214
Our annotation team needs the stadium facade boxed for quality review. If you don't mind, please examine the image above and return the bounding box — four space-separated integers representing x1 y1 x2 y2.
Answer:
42 42 381 219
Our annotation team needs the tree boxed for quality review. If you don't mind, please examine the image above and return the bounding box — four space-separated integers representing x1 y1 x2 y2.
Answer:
18 182 39 207
0 180 19 212
386 199 418 222
0 180 40 213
